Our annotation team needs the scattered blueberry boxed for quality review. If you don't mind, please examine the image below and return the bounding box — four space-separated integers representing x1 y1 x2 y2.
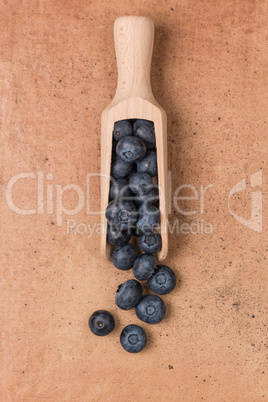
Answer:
120 324 147 353
115 279 143 310
137 150 157 177
107 224 131 247
133 253 157 281
105 200 137 230
112 243 137 270
139 233 162 254
129 172 153 195
136 204 160 234
133 119 156 149
116 136 146 163
110 178 132 200
135 295 166 324
147 265 176 295
88 310 115 336
113 120 133 141
111 157 133 179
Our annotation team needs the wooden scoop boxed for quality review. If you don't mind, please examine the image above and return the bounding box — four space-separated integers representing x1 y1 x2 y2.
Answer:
101 16 168 261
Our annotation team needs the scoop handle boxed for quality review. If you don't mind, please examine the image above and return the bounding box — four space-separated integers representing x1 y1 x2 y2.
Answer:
114 16 155 101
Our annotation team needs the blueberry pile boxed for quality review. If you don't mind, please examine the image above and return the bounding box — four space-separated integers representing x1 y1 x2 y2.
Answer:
89 119 176 353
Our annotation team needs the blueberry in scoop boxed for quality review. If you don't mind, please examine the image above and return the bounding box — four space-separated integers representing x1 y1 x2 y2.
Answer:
120 324 147 353
88 310 115 336
136 204 160 234
135 295 166 324
116 136 146 163
135 186 159 207
116 279 143 310
110 178 132 200
139 233 162 254
112 243 137 270
147 265 176 295
113 120 133 142
107 224 131 247
129 172 153 195
133 119 156 149
111 157 132 179
105 200 137 231
137 150 157 177
133 253 157 281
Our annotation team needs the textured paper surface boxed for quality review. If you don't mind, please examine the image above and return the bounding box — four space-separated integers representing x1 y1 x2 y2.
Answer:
0 1 267 401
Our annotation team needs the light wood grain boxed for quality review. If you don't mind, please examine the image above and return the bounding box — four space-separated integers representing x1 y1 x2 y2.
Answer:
101 16 168 261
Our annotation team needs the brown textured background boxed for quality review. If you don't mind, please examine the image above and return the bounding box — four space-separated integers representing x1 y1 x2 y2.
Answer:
0 1 267 401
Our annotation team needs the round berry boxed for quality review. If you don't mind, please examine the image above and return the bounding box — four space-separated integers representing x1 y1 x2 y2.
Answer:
147 265 176 295
107 224 131 247
139 233 162 254
133 253 157 281
135 186 159 207
116 136 146 163
135 295 166 324
116 279 143 310
111 157 132 179
120 324 147 353
129 172 153 195
105 200 137 231
110 178 132 200
133 119 156 149
136 204 160 234
113 120 133 141
88 310 115 336
112 243 137 270
137 150 157 177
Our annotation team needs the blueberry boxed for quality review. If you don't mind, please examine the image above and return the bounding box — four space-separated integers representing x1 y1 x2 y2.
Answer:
137 150 157 177
147 265 176 295
113 120 133 141
133 253 157 281
112 243 137 270
139 233 162 254
105 200 137 231
107 224 131 247
120 324 147 353
133 119 156 149
136 204 160 234
135 186 159 207
129 172 153 195
111 157 132 179
88 310 115 336
110 178 132 200
115 279 143 310
116 136 146 163
135 295 166 324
